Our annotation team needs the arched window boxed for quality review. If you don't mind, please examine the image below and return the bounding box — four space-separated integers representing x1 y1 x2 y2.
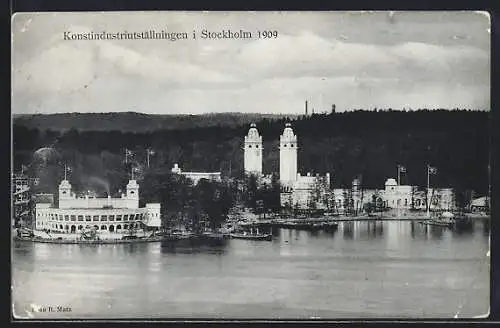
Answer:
255 145 259 148
78 225 83 230
59 225 63 229
116 225 122 230
291 144 294 148
109 225 115 232
94 225 99 230
101 225 106 230
124 224 129 229
70 225 76 233
248 145 252 148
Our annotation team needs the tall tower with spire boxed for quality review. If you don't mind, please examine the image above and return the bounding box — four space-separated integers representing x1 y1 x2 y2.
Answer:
244 123 263 175
279 123 298 187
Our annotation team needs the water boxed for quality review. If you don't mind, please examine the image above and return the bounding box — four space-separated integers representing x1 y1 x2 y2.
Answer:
12 220 490 319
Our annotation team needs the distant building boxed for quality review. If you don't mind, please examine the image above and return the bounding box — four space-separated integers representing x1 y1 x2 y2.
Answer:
471 196 489 212
277 123 330 209
243 123 263 176
35 178 161 237
279 123 298 188
383 178 414 209
171 163 221 185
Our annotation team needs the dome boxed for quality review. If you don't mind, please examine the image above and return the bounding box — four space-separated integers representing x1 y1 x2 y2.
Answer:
281 123 296 140
245 123 261 141
32 147 60 164
385 178 397 186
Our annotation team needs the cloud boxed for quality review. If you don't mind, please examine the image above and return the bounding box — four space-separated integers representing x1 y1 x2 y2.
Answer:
236 30 489 84
11 13 490 114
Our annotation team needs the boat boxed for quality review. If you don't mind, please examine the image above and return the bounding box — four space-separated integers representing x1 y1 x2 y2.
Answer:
230 232 273 241
420 211 455 228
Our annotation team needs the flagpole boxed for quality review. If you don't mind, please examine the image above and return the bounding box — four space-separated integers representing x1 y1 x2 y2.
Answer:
426 164 430 218
397 165 400 186
125 149 128 164
64 164 67 180
147 151 150 168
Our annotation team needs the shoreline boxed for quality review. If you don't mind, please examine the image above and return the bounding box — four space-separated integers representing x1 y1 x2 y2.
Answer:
13 236 163 244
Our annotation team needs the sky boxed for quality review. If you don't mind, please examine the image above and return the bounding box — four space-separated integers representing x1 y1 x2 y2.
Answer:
11 11 490 115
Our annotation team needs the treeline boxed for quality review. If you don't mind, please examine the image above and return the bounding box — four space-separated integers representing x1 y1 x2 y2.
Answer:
13 111 297 133
13 109 490 195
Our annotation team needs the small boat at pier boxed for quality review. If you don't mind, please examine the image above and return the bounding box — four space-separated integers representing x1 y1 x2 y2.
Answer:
230 232 273 241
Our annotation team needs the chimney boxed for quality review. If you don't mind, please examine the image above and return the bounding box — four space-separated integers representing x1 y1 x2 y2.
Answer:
107 195 111 207
332 104 336 113
305 100 308 116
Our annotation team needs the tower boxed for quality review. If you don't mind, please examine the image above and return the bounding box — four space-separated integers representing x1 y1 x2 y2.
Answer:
126 179 139 209
279 123 298 187
58 179 72 201
244 123 263 175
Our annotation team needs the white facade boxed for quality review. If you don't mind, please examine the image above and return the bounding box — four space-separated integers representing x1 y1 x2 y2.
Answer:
281 173 331 209
244 123 263 175
279 123 298 187
35 179 161 236
171 163 221 185
383 178 414 209
58 179 140 209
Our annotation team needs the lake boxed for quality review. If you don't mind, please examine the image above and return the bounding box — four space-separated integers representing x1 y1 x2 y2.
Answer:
12 219 490 319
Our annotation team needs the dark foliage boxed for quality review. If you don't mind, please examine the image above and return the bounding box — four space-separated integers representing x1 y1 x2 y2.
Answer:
13 109 490 195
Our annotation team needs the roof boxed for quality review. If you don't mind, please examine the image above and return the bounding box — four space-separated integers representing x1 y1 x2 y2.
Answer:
471 196 488 207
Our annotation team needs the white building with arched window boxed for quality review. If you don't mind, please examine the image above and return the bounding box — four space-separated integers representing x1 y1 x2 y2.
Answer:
34 178 161 240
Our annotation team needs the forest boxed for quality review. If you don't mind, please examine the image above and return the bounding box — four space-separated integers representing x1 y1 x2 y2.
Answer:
13 109 491 201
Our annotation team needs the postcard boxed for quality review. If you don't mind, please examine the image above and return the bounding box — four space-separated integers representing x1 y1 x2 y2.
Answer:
11 11 490 320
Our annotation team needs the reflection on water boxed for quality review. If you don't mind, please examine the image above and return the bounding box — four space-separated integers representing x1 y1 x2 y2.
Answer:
12 220 490 319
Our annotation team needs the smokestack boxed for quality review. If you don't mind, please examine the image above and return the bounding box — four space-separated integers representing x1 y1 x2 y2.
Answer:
305 100 308 116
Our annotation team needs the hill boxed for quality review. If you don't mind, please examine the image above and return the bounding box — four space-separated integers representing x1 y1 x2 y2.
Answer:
12 112 298 132
13 109 491 195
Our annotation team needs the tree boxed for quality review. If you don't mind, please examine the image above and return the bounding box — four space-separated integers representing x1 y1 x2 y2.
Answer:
195 179 234 231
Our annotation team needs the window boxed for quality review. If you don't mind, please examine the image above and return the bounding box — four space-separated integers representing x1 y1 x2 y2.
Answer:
77 215 84 221
70 215 76 221
109 215 115 221
59 215 63 221
101 215 107 221
64 215 69 221
85 215 91 221
129 214 135 220
123 215 129 221
116 215 122 221
93 215 99 221
248 145 252 148
291 144 294 148
405 199 408 206
283 144 287 147
130 191 135 194
101 225 106 230
255 145 259 148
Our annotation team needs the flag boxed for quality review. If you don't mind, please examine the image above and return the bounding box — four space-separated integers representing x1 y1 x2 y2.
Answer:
428 166 437 174
133 167 140 172
66 166 72 172
398 165 406 173
126 149 134 156
21 164 28 172
148 149 155 155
